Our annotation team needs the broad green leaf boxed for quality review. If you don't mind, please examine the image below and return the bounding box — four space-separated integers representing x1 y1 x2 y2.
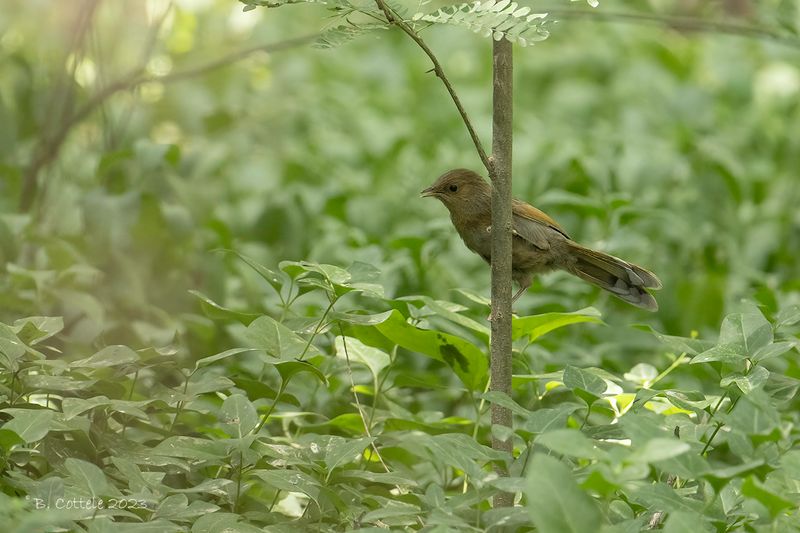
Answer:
525 454 603 533
627 482 704 514
0 429 24 451
479 391 531 416
245 315 320 360
375 310 488 391
742 476 794 517
628 438 690 464
221 394 258 437
415 296 489 337
522 403 582 433
330 310 393 325
720 366 769 394
662 511 713 533
691 343 748 364
0 322 26 369
512 307 602 341
335 336 390 379
194 347 254 371
154 436 229 460
411 433 508 480
537 429 607 460
1 408 54 443
752 340 797 363
13 316 64 345
563 365 607 396
637 325 712 355
65 457 113 498
693 312 774 364
274 360 327 385
248 469 321 502
324 436 372 471
192 512 263 533
73 345 139 368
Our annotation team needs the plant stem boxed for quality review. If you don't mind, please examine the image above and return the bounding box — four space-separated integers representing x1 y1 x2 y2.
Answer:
298 296 337 361
372 0 491 173
489 37 514 509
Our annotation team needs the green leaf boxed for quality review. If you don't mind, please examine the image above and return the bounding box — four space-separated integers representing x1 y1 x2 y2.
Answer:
1 408 54 443
0 428 24 451
335 336 390 379
0 322 26 370
245 315 320 360
525 454 603 533
12 316 64 345
418 0 552 46
221 394 258 437
248 469 321 502
720 366 770 394
479 391 531 417
315 23 387 49
637 325 712 355
562 365 607 396
512 307 602 341
742 475 794 517
411 433 508 480
274 360 327 386
537 429 607 460
662 511 713 533
65 457 112 498
522 403 582 433
188 290 260 323
194 347 254 371
752 340 796 363
324 436 372 471
224 249 283 293
627 482 703 514
73 345 139 368
375 310 488 391
693 311 774 363
628 438 690 464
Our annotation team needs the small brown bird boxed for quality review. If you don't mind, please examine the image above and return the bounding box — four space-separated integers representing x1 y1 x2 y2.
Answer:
421 168 661 311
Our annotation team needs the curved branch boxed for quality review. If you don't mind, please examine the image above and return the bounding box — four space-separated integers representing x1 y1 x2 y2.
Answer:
373 0 492 174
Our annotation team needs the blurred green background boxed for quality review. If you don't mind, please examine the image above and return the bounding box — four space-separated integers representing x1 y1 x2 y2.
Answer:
1 0 799 357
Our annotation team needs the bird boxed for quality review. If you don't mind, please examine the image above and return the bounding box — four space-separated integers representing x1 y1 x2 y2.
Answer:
421 168 661 311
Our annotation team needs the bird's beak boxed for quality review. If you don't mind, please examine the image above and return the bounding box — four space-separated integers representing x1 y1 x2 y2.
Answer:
420 186 438 198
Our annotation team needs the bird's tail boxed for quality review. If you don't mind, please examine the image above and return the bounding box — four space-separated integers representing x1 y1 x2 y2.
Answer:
565 242 662 311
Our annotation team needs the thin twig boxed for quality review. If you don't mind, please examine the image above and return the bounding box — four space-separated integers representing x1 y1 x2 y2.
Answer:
372 0 492 174
546 8 800 50
338 325 391 474
647 426 681 529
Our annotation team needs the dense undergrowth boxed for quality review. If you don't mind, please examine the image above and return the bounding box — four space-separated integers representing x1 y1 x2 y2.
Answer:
1 0 800 530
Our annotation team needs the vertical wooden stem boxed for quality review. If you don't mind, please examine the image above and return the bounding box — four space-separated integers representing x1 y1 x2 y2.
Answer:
489 37 514 508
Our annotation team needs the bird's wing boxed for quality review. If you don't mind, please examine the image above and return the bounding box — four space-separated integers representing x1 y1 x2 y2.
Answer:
511 199 570 250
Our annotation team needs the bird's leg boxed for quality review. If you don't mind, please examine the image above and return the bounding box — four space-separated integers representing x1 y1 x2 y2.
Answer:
487 284 529 321
511 285 528 305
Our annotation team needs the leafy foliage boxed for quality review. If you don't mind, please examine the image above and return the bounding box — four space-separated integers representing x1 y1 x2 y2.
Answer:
413 0 551 46
1 0 800 530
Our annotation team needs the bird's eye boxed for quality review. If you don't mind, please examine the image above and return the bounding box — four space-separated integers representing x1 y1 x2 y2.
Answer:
449 184 458 192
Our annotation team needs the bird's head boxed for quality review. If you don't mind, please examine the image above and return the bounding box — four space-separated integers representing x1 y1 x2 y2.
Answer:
420 168 492 214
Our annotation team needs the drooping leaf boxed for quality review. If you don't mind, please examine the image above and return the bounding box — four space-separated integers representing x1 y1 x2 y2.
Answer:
525 454 603 533
512 307 602 342
375 310 488 391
